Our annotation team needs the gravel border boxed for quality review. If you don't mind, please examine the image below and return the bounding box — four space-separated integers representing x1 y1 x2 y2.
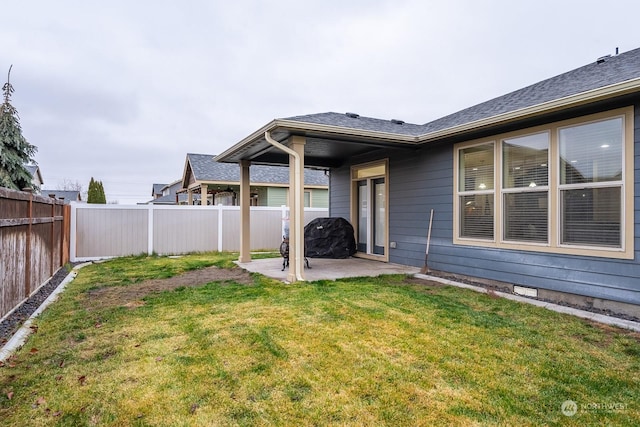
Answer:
0 264 79 345
427 271 640 324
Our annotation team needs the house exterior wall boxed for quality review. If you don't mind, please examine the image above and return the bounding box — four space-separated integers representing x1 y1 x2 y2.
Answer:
330 101 640 307
267 187 288 207
309 188 329 208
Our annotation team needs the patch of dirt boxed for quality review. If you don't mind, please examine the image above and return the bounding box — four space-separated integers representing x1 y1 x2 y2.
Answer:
84 266 253 310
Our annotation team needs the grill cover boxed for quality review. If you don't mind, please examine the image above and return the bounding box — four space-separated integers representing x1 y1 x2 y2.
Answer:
304 217 357 259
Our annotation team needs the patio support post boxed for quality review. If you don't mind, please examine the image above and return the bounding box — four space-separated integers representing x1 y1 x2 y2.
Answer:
201 184 208 205
188 189 193 205
238 159 251 263
264 131 305 282
288 136 306 282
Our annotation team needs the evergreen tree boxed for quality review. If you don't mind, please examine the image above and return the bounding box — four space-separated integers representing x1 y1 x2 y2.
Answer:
97 180 106 203
87 177 107 204
0 66 37 191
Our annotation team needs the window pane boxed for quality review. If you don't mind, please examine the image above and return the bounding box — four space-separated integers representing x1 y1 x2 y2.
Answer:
459 143 494 191
503 133 548 188
374 179 385 255
358 183 367 251
355 164 385 179
560 118 623 184
460 195 494 239
561 187 621 247
504 192 548 242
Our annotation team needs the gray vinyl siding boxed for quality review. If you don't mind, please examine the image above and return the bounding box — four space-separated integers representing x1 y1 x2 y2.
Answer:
329 102 640 306
388 146 454 268
329 167 350 219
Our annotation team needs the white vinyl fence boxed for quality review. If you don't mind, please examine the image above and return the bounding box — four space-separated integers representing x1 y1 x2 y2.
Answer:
70 204 328 261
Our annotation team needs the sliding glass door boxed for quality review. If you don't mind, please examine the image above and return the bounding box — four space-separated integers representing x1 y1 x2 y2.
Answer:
353 161 387 258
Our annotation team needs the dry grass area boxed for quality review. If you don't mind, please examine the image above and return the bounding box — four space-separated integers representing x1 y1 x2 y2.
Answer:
1 252 639 426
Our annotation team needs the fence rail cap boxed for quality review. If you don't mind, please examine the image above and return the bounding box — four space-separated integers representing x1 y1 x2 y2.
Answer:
0 187 65 205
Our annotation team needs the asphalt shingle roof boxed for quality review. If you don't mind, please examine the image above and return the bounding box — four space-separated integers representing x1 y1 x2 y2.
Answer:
188 153 328 186
152 183 165 196
41 190 81 203
422 47 640 133
284 112 425 136
282 47 640 137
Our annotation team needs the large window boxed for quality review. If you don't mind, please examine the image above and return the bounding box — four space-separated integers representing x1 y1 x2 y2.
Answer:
454 108 633 259
458 143 495 240
502 132 549 243
559 118 623 247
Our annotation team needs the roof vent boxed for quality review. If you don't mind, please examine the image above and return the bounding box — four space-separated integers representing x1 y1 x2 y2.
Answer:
345 112 360 118
596 54 611 64
391 119 405 125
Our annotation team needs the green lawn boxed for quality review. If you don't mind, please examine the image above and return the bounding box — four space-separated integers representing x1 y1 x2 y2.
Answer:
1 253 638 426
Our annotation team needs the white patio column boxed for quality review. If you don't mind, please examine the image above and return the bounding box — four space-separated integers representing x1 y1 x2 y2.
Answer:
287 135 306 282
201 184 208 205
238 159 251 263
188 189 193 205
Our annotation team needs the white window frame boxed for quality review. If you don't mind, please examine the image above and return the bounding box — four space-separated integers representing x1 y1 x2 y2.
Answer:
453 106 634 259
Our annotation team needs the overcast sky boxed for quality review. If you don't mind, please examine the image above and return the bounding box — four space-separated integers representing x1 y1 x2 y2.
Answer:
2 1 638 204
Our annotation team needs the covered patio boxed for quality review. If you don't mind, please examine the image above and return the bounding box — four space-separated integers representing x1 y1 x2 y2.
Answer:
237 257 419 282
215 113 421 282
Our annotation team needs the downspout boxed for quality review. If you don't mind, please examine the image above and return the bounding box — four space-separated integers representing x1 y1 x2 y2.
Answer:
264 131 305 282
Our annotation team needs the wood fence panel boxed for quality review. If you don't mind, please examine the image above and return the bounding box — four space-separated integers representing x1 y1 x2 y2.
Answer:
0 226 27 319
0 188 68 320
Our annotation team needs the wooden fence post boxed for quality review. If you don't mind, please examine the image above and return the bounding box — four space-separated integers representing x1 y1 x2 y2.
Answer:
61 204 70 265
25 192 32 296
50 202 55 276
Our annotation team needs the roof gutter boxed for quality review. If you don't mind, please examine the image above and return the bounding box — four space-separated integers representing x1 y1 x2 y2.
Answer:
417 77 640 143
264 131 305 282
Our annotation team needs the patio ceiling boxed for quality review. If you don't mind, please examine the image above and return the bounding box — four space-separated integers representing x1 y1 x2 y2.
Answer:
215 121 420 168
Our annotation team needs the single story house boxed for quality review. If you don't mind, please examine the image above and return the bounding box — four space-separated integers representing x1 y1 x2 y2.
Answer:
215 47 640 317
180 153 328 207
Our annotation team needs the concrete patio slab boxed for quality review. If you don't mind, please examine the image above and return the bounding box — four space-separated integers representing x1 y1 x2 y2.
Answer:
236 257 420 282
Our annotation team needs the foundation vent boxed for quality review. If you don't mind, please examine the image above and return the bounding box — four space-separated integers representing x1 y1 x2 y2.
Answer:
514 285 538 298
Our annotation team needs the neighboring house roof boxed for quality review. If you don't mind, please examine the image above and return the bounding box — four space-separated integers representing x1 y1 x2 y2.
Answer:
216 47 640 165
183 153 328 188
152 183 166 197
25 164 43 186
42 190 81 203
162 180 183 194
